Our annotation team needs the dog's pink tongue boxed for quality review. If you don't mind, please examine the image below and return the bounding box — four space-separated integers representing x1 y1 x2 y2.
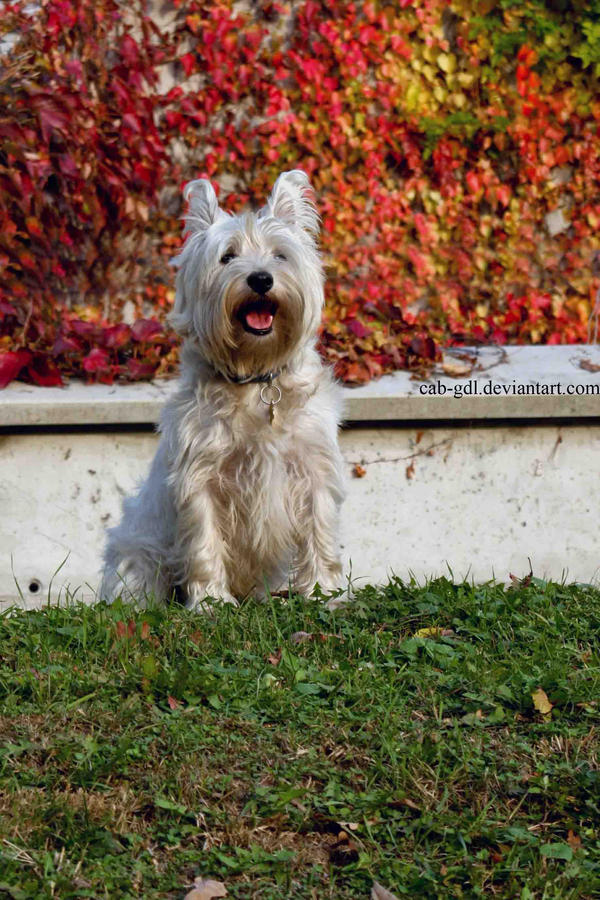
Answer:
246 310 273 331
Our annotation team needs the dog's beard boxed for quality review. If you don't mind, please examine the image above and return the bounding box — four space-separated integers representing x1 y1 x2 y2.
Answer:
198 278 312 379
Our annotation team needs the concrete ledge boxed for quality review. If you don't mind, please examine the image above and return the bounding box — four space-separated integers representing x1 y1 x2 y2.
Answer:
1 345 600 427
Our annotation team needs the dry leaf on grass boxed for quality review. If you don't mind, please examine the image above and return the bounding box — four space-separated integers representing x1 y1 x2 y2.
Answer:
184 877 227 899
290 631 312 645
567 829 582 851
413 626 455 639
371 882 400 900
531 687 553 719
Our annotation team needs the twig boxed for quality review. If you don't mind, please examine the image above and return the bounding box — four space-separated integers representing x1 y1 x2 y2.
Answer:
351 438 453 468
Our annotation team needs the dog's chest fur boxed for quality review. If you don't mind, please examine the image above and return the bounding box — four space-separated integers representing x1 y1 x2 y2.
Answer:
211 432 302 592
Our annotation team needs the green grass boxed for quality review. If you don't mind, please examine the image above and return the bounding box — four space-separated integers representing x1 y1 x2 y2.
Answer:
0 577 599 898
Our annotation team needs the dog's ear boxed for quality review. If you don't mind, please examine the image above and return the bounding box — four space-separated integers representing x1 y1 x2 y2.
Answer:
265 170 320 237
181 179 226 236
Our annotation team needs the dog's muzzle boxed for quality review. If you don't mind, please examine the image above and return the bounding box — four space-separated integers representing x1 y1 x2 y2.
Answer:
239 271 277 335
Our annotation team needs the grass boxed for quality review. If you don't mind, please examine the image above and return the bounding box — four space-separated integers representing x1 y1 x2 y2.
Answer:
0 577 599 898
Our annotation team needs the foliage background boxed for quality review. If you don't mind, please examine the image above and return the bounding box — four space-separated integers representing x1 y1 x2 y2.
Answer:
0 0 599 386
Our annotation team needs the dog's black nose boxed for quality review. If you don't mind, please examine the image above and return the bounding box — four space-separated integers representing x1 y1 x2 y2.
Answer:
247 271 273 296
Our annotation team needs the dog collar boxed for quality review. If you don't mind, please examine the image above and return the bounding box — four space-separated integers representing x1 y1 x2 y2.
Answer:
213 367 282 385
225 370 281 385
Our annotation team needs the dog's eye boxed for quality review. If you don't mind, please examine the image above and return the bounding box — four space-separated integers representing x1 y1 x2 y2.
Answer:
220 252 237 264
274 252 287 261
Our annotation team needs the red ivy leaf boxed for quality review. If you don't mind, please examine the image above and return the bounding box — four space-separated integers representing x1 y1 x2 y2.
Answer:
53 333 83 355
70 319 100 340
103 323 131 349
0 350 32 389
179 52 196 76
26 355 63 386
82 347 110 373
131 318 163 342
410 336 437 361
37 102 68 142
346 319 372 339
126 358 157 379
0 300 17 319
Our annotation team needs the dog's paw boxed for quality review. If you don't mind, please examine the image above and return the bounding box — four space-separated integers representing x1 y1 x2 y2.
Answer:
324 589 354 611
185 582 238 614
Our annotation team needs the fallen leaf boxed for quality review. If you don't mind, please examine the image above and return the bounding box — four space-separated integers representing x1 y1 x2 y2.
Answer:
567 829 582 852
353 463 367 478
184 878 227 900
442 357 473 377
532 687 553 718
267 649 282 666
414 626 442 639
578 358 600 373
371 882 401 900
167 695 181 710
290 631 312 645
413 626 455 639
405 460 415 480
509 568 532 589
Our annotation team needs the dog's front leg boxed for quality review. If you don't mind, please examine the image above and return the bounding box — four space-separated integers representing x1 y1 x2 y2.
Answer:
175 487 237 612
294 482 344 598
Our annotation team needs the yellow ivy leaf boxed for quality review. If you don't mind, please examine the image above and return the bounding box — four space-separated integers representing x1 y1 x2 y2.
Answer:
437 52 457 74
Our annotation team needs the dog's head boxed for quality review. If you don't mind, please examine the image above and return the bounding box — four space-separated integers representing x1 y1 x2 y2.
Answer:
170 170 324 379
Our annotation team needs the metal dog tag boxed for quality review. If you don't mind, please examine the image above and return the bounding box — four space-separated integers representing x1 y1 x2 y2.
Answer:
260 380 282 426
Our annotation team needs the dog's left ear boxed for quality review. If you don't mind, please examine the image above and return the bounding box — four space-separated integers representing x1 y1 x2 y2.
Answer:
265 170 320 237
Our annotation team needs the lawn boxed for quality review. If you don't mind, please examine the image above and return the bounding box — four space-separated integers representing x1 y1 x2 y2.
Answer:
0 577 599 899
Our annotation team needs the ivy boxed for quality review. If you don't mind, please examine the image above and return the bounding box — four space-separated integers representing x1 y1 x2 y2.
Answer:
0 0 599 387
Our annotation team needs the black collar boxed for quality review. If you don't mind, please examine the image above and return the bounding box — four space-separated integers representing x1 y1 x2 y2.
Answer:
217 368 282 385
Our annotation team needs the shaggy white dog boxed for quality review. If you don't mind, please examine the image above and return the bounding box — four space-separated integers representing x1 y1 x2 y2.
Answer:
100 170 346 610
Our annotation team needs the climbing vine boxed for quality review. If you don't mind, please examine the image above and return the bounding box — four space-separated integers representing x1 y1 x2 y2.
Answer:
0 0 599 386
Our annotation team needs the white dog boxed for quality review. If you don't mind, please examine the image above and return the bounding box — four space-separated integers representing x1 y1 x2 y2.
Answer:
100 170 346 610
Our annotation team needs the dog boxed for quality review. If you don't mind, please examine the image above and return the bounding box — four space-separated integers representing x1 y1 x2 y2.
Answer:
100 170 347 610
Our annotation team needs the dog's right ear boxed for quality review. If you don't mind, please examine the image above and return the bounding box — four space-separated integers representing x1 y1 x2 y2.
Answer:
181 179 225 237
169 179 225 336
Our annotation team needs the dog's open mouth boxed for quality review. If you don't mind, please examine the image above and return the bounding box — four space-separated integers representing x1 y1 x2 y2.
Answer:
237 298 278 336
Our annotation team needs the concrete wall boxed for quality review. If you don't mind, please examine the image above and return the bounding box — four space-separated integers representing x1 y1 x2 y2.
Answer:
1 346 599 608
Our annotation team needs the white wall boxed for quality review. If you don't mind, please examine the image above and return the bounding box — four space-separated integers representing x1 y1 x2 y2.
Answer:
1 420 598 608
